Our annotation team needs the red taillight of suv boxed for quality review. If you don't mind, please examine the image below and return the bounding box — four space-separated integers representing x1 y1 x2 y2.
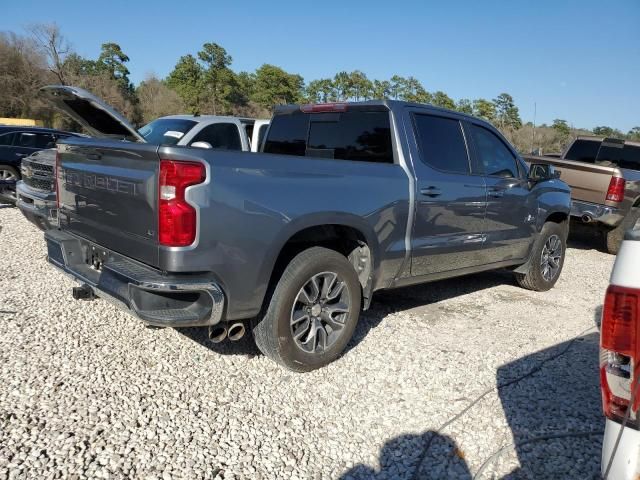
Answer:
158 160 206 247
606 177 626 203
600 285 640 427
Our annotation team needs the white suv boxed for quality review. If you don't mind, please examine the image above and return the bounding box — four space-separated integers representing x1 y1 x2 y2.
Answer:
601 226 640 478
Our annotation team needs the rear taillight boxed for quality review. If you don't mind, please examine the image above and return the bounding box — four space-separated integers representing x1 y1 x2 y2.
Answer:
55 149 60 208
600 285 640 428
158 160 206 247
606 177 625 203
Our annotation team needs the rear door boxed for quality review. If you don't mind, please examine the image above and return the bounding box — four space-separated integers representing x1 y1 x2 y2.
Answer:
12 131 56 164
466 122 536 262
57 138 161 267
407 110 487 276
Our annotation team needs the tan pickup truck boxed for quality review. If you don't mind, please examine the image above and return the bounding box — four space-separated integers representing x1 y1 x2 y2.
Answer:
524 136 640 254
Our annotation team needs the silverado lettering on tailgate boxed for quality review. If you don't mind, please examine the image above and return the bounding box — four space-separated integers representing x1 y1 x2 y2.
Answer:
62 169 139 196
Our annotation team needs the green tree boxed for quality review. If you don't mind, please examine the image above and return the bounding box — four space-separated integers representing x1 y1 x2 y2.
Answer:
628 127 640 141
306 78 335 103
593 125 624 138
349 70 372 101
251 64 304 107
552 119 570 137
493 93 522 129
371 79 391 99
197 42 234 114
456 98 473 114
472 98 496 122
333 71 352 101
96 43 132 93
166 54 205 114
432 91 455 110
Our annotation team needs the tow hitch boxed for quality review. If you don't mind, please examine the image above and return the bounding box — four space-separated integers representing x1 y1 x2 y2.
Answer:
72 284 95 301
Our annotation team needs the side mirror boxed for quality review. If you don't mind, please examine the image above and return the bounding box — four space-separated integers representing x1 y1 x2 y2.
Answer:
528 163 560 182
191 141 212 149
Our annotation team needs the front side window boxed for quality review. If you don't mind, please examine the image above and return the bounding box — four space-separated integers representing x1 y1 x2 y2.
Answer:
190 123 242 150
138 118 197 145
469 125 519 178
264 109 393 163
620 145 640 171
412 114 470 174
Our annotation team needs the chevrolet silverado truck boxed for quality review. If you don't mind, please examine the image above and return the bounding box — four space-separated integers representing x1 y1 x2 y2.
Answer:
17 86 269 231
524 136 640 254
42 85 571 371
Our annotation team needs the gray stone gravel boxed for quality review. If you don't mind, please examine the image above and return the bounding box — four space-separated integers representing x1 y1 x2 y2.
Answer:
0 207 612 479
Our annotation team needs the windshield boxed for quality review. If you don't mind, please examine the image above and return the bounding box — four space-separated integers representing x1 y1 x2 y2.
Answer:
138 118 197 145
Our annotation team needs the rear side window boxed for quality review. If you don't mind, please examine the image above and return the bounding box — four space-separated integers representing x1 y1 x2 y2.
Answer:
469 124 519 178
564 140 600 163
190 123 242 150
16 132 55 148
412 114 470 174
264 109 393 163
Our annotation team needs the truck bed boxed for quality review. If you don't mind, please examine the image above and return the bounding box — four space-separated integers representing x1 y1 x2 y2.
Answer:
523 154 622 207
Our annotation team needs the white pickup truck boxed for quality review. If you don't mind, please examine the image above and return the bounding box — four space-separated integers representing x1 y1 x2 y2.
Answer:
601 226 640 478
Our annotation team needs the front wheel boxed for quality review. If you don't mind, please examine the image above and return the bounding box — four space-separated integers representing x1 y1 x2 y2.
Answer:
0 165 19 205
252 247 362 372
515 222 567 292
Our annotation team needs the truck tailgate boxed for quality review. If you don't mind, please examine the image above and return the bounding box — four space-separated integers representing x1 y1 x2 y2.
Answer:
524 154 621 205
57 139 160 267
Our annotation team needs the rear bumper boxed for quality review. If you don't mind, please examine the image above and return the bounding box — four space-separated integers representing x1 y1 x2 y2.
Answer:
570 200 624 227
44 229 225 327
16 181 56 230
602 418 640 479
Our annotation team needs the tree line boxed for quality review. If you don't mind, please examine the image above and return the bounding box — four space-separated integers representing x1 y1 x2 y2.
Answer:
1 23 638 154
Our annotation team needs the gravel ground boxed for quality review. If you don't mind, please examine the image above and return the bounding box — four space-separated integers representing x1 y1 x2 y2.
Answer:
0 207 614 479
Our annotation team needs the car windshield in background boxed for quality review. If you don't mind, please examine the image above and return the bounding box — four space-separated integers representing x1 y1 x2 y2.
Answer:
264 109 393 163
138 119 197 145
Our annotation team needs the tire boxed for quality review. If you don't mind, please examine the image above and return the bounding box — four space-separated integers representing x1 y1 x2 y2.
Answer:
252 247 362 372
0 165 19 205
605 208 640 255
515 222 567 292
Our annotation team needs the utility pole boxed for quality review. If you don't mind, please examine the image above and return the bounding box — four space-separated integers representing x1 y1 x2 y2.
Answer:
530 102 537 154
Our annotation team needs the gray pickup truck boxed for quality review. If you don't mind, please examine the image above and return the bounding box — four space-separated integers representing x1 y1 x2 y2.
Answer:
42 86 571 371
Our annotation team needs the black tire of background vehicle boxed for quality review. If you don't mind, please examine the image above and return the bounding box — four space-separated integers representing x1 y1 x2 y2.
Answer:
0 165 19 205
515 221 567 292
252 246 362 372
605 207 640 255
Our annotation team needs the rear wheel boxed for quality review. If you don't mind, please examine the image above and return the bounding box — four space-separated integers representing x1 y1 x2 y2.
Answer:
0 165 19 205
252 247 362 372
605 208 640 255
515 221 567 291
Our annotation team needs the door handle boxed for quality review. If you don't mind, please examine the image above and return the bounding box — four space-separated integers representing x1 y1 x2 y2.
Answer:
420 186 442 197
488 188 505 198
15 153 26 158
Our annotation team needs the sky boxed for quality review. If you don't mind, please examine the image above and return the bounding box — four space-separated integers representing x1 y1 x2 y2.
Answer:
2 0 638 131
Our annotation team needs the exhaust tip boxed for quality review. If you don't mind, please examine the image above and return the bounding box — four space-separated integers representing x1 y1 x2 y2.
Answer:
208 325 227 343
227 322 246 342
581 213 593 223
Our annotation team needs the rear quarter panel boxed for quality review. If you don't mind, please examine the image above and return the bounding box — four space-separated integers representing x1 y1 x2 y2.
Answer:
157 147 411 320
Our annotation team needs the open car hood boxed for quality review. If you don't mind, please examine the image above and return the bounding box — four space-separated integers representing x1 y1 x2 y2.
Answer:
40 85 145 142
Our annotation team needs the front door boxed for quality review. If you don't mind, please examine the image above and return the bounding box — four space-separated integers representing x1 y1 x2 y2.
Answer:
408 111 487 276
465 122 536 263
